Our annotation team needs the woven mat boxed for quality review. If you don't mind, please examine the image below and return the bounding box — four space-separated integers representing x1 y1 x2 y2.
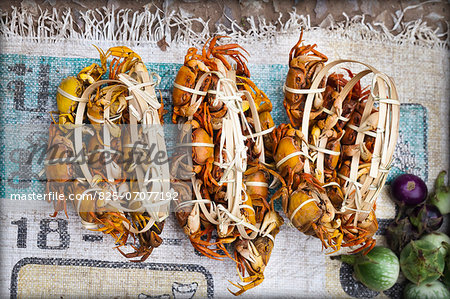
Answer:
0 7 449 299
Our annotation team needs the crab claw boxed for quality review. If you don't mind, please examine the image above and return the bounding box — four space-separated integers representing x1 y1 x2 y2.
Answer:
259 210 283 237
184 203 201 235
360 142 372 162
235 239 257 264
107 46 141 60
359 112 379 132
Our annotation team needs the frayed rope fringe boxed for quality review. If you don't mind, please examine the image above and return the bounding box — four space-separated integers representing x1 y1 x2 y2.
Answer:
0 4 448 49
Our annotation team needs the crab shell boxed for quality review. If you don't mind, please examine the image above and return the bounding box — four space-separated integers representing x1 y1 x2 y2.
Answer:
57 76 83 114
192 128 213 165
245 171 269 202
172 60 211 117
286 189 322 233
274 136 303 175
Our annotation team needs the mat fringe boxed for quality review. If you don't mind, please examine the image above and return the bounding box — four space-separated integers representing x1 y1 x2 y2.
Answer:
0 4 448 50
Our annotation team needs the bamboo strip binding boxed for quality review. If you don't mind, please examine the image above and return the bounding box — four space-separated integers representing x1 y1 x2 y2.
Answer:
174 69 269 240
299 59 400 222
46 47 171 261
73 65 170 232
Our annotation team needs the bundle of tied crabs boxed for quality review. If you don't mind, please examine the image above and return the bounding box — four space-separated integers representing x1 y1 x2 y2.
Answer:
46 31 382 295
